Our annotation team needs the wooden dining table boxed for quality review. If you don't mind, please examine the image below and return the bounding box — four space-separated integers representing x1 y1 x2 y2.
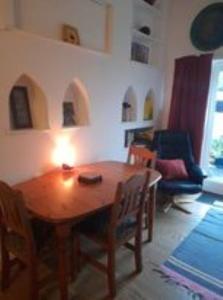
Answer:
15 161 161 300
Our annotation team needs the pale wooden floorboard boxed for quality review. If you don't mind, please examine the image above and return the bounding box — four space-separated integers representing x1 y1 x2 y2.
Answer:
0 201 210 300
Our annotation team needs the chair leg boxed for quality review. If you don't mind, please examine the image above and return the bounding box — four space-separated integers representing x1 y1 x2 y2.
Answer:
70 233 81 281
147 186 156 242
172 202 192 214
1 246 10 290
1 225 10 291
134 232 142 273
144 202 148 230
28 258 39 300
107 248 116 298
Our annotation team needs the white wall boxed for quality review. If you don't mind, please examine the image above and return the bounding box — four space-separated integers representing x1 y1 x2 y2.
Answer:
162 0 223 127
0 0 165 184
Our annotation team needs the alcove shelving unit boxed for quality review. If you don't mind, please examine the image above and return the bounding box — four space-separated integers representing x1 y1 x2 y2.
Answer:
62 79 90 129
8 74 50 134
10 0 113 56
121 86 137 123
131 0 163 67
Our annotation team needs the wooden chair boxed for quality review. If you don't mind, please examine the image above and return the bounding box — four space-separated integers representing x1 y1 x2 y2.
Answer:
127 145 156 168
75 171 150 298
127 145 157 241
0 181 53 300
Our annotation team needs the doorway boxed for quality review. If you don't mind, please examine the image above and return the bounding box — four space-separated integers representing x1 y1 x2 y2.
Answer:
201 60 223 195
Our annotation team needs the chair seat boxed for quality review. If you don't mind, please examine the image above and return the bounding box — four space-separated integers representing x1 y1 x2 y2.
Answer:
158 180 202 195
79 210 137 241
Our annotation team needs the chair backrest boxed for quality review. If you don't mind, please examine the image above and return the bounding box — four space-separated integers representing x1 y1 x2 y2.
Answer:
0 181 33 242
152 130 195 167
127 145 156 168
110 171 150 230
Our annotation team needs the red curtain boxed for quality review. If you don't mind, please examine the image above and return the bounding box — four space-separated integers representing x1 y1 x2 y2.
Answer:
168 54 213 163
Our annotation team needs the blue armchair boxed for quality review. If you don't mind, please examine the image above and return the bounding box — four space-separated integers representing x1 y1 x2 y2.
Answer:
152 130 205 212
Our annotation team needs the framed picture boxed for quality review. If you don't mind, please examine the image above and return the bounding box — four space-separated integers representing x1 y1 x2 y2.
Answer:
131 42 149 64
63 102 76 127
62 24 80 45
10 86 33 129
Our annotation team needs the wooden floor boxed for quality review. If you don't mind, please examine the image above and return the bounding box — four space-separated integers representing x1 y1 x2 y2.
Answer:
0 201 210 300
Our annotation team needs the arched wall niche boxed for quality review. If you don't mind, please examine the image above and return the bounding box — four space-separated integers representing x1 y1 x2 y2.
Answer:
122 86 137 122
144 89 154 121
9 74 50 130
62 78 90 127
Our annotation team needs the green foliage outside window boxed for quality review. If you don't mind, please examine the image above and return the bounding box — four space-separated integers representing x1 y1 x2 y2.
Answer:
211 136 223 158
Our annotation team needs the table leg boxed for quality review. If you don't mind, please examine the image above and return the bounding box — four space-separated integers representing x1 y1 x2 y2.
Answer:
55 224 70 300
147 184 157 242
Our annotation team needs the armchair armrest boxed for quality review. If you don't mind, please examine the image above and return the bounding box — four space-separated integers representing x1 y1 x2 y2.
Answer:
188 164 206 184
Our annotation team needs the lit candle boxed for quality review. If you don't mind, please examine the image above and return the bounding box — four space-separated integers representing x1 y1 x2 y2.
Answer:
52 136 75 170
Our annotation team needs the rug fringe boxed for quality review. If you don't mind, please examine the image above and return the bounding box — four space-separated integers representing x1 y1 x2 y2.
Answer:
152 265 203 300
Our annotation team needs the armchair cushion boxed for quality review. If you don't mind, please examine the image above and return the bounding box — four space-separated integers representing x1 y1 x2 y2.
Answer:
156 159 188 180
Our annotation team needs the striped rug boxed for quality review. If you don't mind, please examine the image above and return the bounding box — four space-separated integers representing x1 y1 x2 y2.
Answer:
161 207 223 299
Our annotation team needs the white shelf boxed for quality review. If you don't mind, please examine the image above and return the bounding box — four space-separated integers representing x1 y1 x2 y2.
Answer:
61 126 87 131
121 121 154 131
130 60 158 70
0 28 111 58
132 29 162 46
121 121 137 125
4 129 50 136
133 0 161 16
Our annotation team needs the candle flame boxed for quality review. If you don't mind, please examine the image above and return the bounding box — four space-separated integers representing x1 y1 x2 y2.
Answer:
52 136 75 167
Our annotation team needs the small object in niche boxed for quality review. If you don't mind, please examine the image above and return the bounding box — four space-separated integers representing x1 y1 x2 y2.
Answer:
62 24 80 45
62 164 74 172
63 102 76 127
144 0 156 5
10 86 33 129
78 172 102 184
144 91 154 121
139 26 151 36
122 102 132 122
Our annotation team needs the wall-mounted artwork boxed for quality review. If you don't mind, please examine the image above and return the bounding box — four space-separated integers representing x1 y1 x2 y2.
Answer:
190 3 223 51
63 79 90 127
125 127 153 148
144 90 154 121
10 86 33 129
62 24 80 45
63 102 76 127
131 42 149 64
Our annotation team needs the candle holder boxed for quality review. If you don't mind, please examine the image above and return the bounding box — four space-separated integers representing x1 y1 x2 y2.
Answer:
62 164 74 172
